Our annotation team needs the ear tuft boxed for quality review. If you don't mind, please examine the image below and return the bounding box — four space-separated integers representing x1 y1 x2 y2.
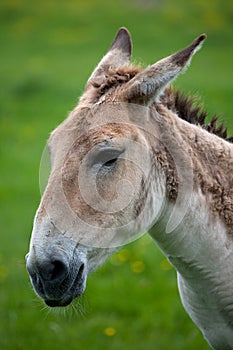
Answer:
121 33 207 105
86 27 132 89
171 33 207 67
108 27 132 58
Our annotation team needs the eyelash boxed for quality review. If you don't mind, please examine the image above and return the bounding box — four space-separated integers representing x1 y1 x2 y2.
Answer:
93 149 123 170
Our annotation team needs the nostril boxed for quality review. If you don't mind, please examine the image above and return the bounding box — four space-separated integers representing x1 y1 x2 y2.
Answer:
50 260 68 281
40 260 68 283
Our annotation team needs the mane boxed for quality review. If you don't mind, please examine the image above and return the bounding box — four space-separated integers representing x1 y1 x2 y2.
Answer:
88 65 142 102
161 87 233 143
90 66 232 143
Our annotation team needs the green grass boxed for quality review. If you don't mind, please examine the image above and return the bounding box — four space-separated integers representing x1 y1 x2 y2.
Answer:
0 0 232 349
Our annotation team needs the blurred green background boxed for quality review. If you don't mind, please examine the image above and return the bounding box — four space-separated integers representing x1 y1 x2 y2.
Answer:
0 0 232 349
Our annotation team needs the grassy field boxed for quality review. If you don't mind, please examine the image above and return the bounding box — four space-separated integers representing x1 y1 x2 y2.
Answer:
0 0 232 349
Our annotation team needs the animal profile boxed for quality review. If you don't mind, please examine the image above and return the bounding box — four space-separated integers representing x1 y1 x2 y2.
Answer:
26 28 233 349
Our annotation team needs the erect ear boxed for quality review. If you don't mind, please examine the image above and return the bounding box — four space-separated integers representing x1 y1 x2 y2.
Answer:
86 27 132 88
121 34 207 105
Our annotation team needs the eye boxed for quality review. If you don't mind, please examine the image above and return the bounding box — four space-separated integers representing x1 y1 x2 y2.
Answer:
103 157 118 168
92 148 123 170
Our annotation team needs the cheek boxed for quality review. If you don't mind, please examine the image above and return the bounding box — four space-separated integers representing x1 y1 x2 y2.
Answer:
96 168 121 201
98 167 148 231
61 159 145 232
96 162 142 205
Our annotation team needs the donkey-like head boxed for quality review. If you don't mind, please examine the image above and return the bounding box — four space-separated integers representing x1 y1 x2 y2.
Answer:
26 28 206 307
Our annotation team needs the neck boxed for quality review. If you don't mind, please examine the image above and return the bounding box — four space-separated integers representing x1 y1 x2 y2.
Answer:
147 105 233 349
149 103 233 237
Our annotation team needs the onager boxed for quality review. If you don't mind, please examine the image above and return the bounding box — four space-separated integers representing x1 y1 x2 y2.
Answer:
26 28 233 349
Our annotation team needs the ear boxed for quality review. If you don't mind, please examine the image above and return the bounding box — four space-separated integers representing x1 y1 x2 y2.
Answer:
121 34 206 105
87 27 132 88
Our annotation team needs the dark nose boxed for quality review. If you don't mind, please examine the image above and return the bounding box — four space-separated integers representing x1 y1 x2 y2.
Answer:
37 260 68 282
26 255 69 298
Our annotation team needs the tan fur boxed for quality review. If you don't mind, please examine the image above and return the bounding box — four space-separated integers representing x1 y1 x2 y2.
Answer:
78 62 233 236
27 29 233 347
50 77 233 236
50 57 233 236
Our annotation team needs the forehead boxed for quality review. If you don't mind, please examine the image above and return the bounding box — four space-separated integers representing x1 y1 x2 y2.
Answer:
48 103 144 152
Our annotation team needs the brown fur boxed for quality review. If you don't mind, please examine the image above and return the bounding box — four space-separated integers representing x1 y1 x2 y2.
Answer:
154 103 233 234
83 66 142 104
161 86 231 142
85 66 231 143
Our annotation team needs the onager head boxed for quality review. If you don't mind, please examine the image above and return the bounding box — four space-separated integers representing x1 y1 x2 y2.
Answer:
26 28 206 307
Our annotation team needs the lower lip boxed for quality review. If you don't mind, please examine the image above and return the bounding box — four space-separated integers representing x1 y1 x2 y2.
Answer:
45 296 73 307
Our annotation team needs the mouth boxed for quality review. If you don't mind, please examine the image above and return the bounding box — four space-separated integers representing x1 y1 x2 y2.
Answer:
45 296 74 307
45 279 86 307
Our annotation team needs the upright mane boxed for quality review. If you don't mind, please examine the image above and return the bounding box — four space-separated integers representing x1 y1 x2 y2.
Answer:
161 87 233 143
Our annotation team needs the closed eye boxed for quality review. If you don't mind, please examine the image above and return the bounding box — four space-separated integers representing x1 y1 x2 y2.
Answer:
103 157 118 168
92 148 124 170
